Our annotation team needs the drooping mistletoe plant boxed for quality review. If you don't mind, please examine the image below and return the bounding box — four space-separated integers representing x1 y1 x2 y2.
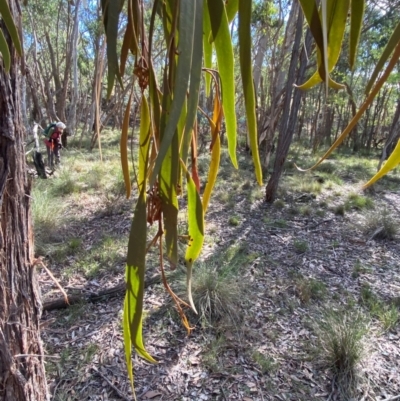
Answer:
97 0 400 396
100 0 263 394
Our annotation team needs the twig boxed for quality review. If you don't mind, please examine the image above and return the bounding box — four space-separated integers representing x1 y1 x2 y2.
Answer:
327 376 336 401
14 354 59 359
92 366 131 401
308 218 334 230
34 258 69 305
42 273 162 311
219 378 229 401
384 395 400 401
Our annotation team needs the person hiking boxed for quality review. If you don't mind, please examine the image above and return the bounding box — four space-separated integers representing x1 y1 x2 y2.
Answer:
43 122 66 167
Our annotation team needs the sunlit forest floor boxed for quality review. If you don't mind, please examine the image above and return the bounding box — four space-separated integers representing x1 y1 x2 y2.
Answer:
31 130 400 401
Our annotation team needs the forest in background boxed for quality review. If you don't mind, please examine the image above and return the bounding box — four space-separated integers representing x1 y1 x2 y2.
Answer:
22 0 400 173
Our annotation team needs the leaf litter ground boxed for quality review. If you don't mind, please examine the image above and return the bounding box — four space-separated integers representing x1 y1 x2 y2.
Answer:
36 144 400 401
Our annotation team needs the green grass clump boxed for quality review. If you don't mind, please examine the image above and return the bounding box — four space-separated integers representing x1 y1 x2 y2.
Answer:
251 350 278 374
351 260 370 278
360 283 399 331
334 204 346 216
181 261 249 326
323 175 344 189
299 205 312 216
202 337 226 373
273 218 288 228
293 239 309 253
228 216 240 226
378 305 399 331
31 182 66 255
317 161 336 174
298 178 323 194
295 278 326 303
273 199 285 209
311 308 367 398
344 192 374 211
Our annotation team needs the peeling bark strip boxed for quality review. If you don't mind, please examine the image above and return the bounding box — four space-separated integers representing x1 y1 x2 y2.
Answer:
0 1 48 400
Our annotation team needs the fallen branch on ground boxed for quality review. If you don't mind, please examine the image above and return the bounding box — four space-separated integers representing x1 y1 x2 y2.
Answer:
42 273 161 311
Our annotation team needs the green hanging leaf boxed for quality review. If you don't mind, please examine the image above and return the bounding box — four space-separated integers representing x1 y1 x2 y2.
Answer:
207 0 238 168
0 28 10 72
202 134 220 213
138 95 151 193
225 0 238 22
203 0 213 96
201 86 222 212
238 0 262 185
296 71 345 91
365 21 400 95
102 0 124 98
0 0 22 56
298 0 324 54
181 0 203 166
183 161 204 263
150 0 196 185
324 0 350 72
120 26 132 76
160 131 179 267
363 139 400 189
178 98 188 164
181 160 204 313
298 0 349 90
320 0 329 93
120 0 138 76
349 0 365 70
123 189 157 396
120 93 132 198
122 296 134 397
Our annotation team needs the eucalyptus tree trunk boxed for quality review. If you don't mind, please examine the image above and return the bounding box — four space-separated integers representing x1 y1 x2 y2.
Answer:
258 2 296 168
66 0 81 137
45 31 62 119
26 9 47 125
265 3 312 202
81 3 105 146
378 98 400 170
0 2 48 400
344 82 359 151
25 66 44 124
253 33 268 96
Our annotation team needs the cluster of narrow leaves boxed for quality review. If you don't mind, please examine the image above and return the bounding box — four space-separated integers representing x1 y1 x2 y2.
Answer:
0 0 22 72
100 0 262 396
297 0 400 187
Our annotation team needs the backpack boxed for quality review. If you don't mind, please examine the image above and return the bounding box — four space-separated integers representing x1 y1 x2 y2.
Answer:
43 123 57 138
